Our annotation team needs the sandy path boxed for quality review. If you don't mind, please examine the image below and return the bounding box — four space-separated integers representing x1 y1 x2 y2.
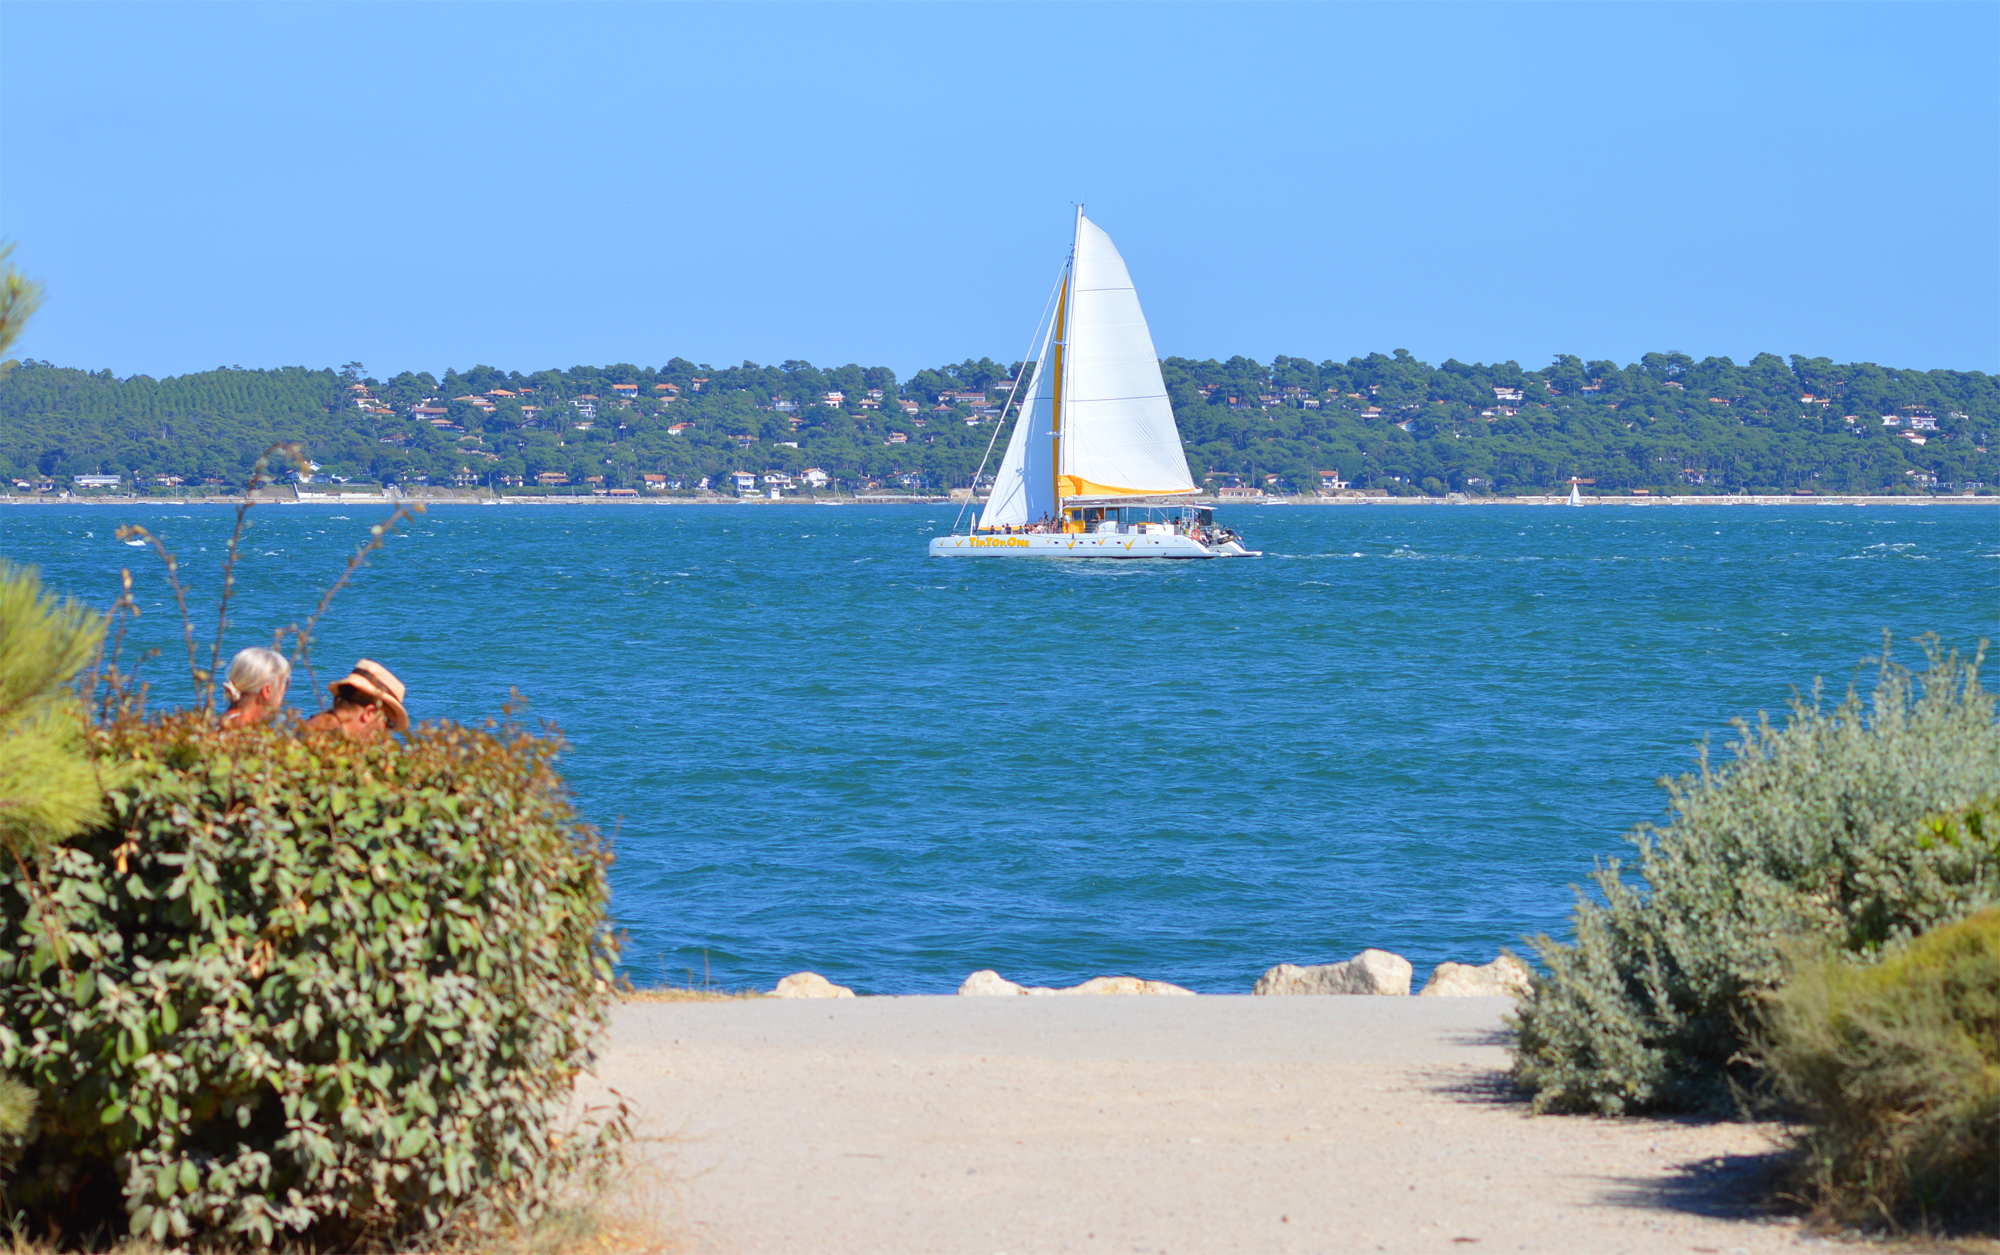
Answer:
596 997 1847 1254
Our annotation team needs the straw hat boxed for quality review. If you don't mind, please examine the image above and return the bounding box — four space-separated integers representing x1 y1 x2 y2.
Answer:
327 659 409 732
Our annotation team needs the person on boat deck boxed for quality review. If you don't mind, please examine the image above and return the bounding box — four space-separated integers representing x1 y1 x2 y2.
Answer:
220 646 290 726
304 659 410 743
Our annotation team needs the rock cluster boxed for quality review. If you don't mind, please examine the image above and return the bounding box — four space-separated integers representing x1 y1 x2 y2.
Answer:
957 970 1196 996
1253 949 1414 996
764 954 1533 999
1417 954 1532 998
1251 950 1533 998
771 971 856 998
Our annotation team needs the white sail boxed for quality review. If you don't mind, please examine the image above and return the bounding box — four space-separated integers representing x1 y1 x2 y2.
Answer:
976 311 1059 529
1056 214 1198 500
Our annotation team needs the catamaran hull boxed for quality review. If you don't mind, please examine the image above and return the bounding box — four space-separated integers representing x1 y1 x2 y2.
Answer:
927 534 1253 559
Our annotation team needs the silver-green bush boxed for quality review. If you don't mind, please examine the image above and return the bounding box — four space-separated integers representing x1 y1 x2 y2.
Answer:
1510 639 2000 1115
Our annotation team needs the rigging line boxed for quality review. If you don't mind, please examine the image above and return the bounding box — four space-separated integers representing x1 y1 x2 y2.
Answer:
950 265 1067 536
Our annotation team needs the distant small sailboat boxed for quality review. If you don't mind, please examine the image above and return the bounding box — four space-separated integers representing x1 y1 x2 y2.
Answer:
1568 482 1583 506
929 210 1256 560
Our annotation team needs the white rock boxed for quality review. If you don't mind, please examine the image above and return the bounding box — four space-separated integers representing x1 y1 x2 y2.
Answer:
1057 975 1197 997
771 971 855 999
1418 954 1533 998
958 969 1028 996
957 970 1197 996
1252 949 1413 996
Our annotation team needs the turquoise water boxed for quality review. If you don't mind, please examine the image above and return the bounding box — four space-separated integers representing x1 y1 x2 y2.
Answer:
5 502 1994 992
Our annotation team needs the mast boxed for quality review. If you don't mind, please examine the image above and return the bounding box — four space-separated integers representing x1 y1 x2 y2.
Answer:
1051 205 1082 517
1049 271 1068 516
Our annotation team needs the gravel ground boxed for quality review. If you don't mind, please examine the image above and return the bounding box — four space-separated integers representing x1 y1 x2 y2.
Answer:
593 996 1859 1254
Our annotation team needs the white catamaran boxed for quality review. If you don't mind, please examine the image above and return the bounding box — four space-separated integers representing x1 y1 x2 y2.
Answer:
928 211 1256 560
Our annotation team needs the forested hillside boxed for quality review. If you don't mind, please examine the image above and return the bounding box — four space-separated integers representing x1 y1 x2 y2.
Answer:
0 349 1992 496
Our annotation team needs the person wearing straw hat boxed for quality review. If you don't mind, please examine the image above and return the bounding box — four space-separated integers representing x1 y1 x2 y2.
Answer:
304 659 410 742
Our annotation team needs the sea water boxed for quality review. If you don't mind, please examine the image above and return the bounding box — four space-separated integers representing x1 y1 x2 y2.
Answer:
5 502 1994 992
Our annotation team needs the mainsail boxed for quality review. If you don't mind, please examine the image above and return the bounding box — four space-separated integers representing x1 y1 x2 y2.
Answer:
1057 215 1198 501
976 211 1195 530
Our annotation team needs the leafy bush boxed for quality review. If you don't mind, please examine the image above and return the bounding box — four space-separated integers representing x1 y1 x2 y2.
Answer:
0 712 625 1248
1758 907 2000 1232
1511 640 2000 1115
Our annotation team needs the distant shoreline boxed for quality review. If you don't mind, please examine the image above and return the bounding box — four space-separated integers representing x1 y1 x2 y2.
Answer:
5 492 1992 508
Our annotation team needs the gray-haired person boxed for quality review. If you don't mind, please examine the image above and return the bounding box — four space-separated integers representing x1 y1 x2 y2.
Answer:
221 647 291 727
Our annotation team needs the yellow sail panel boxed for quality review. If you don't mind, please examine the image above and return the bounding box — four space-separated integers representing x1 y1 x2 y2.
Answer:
1056 475 1201 499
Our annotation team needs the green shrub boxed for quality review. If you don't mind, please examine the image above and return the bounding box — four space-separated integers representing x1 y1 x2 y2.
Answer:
0 712 625 1248
1511 640 2000 1115
1757 909 2000 1232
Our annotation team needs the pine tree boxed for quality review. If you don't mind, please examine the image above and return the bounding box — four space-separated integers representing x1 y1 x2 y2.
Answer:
0 241 42 376
0 561 106 860
0 560 104 1169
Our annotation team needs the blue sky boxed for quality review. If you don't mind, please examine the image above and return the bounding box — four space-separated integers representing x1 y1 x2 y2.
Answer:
1 2 1993 381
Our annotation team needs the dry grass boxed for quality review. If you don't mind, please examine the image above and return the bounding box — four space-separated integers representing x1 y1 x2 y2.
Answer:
0 1146 688 1254
0 1200 680 1254
1808 1233 2000 1254
618 987 765 1004
471 1133 690 1255
446 1203 679 1255
616 973 767 1003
